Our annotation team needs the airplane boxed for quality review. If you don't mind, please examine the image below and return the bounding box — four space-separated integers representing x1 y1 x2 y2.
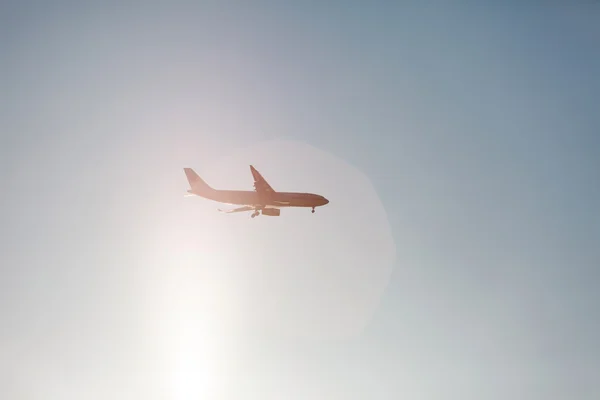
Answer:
183 165 329 218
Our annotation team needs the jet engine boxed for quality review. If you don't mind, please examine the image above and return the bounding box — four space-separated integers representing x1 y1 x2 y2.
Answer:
261 208 281 217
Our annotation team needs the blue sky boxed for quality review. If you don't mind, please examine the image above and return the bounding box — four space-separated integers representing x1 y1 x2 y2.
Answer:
1 2 599 399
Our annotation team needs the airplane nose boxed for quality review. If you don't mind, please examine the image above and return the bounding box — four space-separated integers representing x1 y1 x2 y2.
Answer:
323 197 329 205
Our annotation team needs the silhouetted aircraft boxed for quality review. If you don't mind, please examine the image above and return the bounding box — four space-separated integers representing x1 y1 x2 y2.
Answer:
184 165 329 218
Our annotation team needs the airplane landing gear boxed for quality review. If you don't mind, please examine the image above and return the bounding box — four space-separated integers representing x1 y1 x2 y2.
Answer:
251 211 260 218
311 207 315 214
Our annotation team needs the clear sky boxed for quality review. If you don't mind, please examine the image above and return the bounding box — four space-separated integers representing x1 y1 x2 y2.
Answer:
1 2 599 399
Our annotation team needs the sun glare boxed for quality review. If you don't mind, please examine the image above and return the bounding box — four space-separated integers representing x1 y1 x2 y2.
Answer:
138 209 242 400
133 138 394 398
170 307 219 400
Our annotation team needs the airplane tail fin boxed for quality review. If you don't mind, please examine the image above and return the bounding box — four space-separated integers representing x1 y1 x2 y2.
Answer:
184 168 214 194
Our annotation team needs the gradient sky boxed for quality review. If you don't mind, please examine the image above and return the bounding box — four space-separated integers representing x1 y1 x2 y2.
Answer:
2 2 600 399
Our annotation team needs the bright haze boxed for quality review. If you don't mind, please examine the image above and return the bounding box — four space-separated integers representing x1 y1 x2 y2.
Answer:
1 2 599 400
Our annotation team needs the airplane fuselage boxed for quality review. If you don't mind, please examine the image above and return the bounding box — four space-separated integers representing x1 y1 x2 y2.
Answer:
189 188 328 209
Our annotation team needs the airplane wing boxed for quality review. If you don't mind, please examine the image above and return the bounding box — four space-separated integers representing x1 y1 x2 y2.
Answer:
250 165 276 193
218 206 256 214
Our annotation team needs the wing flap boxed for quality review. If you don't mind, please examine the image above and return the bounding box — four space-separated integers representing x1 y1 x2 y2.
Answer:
218 206 255 214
